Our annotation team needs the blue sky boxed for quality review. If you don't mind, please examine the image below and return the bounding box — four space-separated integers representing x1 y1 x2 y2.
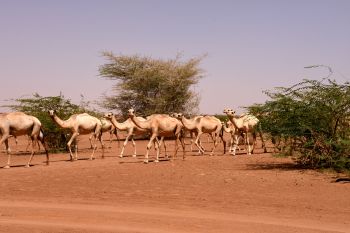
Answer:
1 0 349 114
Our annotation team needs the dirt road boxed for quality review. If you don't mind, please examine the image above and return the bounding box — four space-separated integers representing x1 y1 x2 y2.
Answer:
0 135 349 232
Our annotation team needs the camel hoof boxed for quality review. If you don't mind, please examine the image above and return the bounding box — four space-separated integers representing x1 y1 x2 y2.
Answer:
132 154 137 158
3 165 10 169
143 160 149 164
25 164 30 168
119 155 123 158
154 160 159 163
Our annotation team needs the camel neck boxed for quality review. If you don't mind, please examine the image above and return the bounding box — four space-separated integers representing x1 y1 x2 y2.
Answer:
130 115 151 129
110 116 128 130
228 115 243 130
223 122 231 133
180 116 197 130
51 114 71 129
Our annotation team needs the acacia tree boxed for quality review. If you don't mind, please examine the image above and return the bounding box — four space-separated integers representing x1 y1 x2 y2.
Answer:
99 52 203 116
248 79 350 171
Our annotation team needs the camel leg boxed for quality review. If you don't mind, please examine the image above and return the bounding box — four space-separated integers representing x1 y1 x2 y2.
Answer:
26 137 38 168
231 134 238 155
145 134 157 164
220 133 226 155
154 137 161 163
194 132 205 155
160 137 168 159
131 136 137 157
89 133 99 161
26 123 42 168
25 136 31 152
250 132 257 154
114 130 121 148
108 131 113 148
180 134 186 160
97 132 104 159
39 133 50 165
210 134 219 156
246 133 251 155
190 138 194 152
88 134 94 149
1 136 12 169
172 136 178 161
67 133 79 161
120 133 132 158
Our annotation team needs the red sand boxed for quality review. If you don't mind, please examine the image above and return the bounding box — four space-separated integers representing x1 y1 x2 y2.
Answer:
0 134 349 233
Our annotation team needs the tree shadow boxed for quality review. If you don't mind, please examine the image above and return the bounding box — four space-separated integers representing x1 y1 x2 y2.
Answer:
245 162 307 171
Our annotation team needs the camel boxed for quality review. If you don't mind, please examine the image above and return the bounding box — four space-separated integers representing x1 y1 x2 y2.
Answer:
0 112 49 168
223 108 266 155
173 113 226 155
103 112 151 158
48 110 104 161
89 118 119 149
104 112 170 159
128 109 185 163
222 120 244 155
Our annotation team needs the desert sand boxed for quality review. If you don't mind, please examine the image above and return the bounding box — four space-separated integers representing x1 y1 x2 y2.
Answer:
0 134 349 233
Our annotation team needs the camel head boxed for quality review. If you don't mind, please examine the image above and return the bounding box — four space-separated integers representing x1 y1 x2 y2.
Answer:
104 112 114 120
128 108 136 117
172 113 183 119
48 110 56 117
223 108 235 116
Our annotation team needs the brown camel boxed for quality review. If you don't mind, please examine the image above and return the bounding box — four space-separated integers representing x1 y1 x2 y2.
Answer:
223 108 266 155
0 112 49 168
128 109 185 163
48 110 104 161
173 113 225 155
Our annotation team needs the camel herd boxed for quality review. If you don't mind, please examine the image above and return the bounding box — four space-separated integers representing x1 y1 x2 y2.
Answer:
0 108 266 168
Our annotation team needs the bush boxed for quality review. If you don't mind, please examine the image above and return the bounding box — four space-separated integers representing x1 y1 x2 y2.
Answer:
248 79 350 171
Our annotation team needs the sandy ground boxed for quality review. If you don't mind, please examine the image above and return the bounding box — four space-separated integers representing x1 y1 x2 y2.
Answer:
0 134 349 233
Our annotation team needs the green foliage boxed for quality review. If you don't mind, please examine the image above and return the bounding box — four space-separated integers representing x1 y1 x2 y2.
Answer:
4 93 98 152
99 52 203 116
248 79 350 171
213 114 228 122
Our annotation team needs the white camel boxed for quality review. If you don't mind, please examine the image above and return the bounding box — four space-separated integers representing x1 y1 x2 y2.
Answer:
103 112 150 158
128 109 185 163
222 120 245 155
104 112 170 159
0 112 49 168
48 110 104 161
223 108 266 155
173 113 226 155
89 118 119 149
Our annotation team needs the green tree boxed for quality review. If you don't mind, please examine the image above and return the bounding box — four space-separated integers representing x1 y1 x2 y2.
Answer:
99 52 204 116
248 79 350 171
4 93 98 152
